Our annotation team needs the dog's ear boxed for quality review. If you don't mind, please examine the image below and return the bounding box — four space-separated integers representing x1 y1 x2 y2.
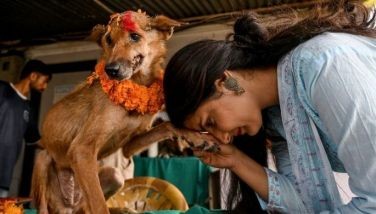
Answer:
87 24 106 46
151 16 185 40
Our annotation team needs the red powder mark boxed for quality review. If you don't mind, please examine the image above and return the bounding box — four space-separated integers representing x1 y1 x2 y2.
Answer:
122 12 137 32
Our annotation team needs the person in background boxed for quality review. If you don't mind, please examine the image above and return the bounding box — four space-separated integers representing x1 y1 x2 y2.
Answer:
0 59 51 197
163 0 376 213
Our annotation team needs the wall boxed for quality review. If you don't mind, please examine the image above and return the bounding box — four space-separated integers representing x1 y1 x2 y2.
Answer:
166 23 231 61
0 55 24 82
39 71 91 127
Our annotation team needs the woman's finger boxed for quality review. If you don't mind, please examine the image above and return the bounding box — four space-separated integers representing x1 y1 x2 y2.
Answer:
200 155 212 165
193 150 206 157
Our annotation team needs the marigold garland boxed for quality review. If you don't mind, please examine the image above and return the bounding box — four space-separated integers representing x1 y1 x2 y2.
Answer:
87 60 164 114
0 200 23 214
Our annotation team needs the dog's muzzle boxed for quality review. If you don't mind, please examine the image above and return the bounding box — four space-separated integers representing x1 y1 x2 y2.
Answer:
105 55 144 80
105 62 121 79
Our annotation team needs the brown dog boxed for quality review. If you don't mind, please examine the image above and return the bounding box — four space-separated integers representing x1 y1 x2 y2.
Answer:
31 11 217 214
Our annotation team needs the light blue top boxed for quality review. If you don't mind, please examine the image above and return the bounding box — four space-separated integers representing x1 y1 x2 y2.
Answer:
261 32 376 213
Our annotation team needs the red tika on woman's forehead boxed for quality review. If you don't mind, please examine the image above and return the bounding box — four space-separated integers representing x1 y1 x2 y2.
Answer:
122 12 137 32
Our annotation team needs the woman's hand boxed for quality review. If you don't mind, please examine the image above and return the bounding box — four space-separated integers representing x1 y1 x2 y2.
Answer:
193 143 240 169
195 142 269 200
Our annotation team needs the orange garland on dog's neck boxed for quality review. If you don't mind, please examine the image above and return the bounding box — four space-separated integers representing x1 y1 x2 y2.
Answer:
87 60 164 114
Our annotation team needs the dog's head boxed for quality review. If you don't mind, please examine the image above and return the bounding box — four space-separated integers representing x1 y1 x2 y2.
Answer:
90 10 182 81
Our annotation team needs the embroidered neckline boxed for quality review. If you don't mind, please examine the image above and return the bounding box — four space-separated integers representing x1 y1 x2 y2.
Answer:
87 60 164 114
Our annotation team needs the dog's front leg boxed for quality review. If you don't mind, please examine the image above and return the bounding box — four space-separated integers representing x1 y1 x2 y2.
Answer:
68 145 109 214
123 121 219 157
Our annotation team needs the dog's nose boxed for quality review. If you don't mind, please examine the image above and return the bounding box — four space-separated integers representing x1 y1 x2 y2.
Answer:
105 63 120 79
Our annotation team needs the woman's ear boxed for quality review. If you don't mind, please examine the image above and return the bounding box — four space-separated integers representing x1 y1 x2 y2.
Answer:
214 71 245 95
214 72 231 94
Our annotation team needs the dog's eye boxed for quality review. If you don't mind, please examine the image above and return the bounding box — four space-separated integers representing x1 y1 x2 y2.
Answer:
106 34 113 45
129 33 141 42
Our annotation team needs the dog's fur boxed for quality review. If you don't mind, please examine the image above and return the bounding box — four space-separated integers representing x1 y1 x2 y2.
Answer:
31 11 217 214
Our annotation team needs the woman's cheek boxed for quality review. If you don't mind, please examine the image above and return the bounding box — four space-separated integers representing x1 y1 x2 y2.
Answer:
248 122 263 136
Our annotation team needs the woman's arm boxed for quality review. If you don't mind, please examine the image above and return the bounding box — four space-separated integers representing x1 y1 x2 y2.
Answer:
194 144 268 199
194 142 309 213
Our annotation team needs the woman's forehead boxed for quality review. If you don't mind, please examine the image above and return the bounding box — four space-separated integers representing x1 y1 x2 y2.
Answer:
187 97 222 126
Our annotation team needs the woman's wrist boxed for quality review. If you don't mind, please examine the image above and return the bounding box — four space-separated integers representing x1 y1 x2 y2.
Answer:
228 147 246 172
227 147 269 200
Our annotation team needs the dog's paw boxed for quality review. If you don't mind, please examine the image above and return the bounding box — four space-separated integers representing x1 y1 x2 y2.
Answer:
185 138 221 153
171 129 220 153
194 141 221 153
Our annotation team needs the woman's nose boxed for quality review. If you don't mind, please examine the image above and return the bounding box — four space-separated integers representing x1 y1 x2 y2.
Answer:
212 131 232 144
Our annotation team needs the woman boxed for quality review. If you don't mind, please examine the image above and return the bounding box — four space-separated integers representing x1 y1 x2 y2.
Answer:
163 0 376 213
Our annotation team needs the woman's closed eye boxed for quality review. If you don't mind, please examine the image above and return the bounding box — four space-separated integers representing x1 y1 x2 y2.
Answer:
205 118 216 130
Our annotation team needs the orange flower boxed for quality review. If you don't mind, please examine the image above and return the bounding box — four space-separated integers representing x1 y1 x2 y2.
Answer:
87 60 164 114
0 200 23 214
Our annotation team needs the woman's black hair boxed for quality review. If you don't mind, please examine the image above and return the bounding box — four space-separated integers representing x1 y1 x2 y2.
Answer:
164 40 251 128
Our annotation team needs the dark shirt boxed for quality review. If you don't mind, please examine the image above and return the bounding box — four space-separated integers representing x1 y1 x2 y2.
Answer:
0 80 40 189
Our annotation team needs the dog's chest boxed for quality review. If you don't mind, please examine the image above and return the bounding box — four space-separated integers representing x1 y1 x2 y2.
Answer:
99 113 155 157
128 114 155 135
112 111 154 135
